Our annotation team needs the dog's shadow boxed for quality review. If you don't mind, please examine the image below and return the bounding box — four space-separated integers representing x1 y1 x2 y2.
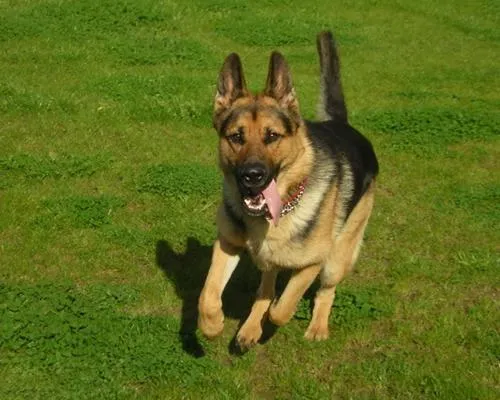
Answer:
156 237 318 357
156 238 266 357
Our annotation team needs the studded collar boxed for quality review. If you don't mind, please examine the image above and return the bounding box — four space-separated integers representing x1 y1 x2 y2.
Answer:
279 178 308 217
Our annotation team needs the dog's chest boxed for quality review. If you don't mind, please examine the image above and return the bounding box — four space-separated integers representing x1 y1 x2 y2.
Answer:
246 225 327 270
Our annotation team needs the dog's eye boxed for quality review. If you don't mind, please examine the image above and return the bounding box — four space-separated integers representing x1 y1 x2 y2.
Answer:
264 129 281 145
227 132 245 145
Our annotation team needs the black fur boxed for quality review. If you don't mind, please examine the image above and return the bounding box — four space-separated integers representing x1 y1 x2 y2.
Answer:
316 31 348 123
224 200 246 233
291 154 341 242
312 31 378 220
307 120 378 219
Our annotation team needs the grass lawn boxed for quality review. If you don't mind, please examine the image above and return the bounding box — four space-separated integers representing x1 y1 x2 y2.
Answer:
0 0 498 398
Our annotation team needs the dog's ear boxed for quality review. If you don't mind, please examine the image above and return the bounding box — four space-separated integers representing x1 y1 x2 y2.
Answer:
264 52 300 122
214 53 248 119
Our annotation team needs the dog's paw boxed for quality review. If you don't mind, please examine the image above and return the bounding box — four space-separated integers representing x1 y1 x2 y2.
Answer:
236 322 263 350
268 302 294 326
198 306 224 339
304 321 329 341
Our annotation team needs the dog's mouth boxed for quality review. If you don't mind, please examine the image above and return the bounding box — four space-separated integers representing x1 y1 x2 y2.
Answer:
241 179 281 225
243 193 269 217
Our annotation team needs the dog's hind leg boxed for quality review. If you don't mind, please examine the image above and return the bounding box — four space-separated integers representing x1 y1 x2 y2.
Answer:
304 277 336 341
268 264 322 326
198 237 241 338
305 184 375 340
236 269 279 349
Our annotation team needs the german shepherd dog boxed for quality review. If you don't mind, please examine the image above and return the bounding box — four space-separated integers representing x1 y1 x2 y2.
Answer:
198 31 378 348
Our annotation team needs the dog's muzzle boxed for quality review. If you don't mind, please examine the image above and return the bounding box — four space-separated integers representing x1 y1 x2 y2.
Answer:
235 162 272 216
237 162 269 194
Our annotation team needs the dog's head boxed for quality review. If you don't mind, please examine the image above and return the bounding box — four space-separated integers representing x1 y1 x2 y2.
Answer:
213 52 304 218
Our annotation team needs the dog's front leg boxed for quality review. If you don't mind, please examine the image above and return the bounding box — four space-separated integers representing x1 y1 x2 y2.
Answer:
198 237 241 338
269 264 322 326
236 269 278 349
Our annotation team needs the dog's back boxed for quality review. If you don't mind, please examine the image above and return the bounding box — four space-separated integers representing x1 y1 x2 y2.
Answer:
308 31 378 222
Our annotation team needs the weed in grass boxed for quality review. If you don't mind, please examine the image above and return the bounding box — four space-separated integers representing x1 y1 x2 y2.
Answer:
137 163 221 199
449 184 499 218
294 286 388 328
34 195 126 229
331 288 388 327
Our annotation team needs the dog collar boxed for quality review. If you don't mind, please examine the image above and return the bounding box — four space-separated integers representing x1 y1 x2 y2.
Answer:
280 178 308 217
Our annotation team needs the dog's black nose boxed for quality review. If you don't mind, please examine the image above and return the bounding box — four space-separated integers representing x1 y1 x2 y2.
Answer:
239 163 268 189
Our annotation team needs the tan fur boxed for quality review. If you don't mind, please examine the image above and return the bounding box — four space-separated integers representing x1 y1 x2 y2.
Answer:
198 42 377 349
198 237 240 338
236 269 278 348
306 182 375 340
218 98 311 196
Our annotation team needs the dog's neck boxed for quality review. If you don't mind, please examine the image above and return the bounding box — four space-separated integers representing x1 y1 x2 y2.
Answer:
276 124 314 196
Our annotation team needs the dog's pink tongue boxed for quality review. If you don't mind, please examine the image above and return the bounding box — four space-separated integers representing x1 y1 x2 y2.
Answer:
262 179 281 226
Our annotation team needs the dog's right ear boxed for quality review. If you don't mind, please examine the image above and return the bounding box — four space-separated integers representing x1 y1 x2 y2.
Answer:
214 53 248 122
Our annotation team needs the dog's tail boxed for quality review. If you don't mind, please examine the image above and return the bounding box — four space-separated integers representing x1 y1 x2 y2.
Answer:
316 31 348 123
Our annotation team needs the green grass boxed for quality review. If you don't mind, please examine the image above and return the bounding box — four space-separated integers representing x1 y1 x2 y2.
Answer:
0 0 498 398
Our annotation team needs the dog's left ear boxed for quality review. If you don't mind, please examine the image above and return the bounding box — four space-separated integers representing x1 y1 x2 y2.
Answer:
264 52 300 123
